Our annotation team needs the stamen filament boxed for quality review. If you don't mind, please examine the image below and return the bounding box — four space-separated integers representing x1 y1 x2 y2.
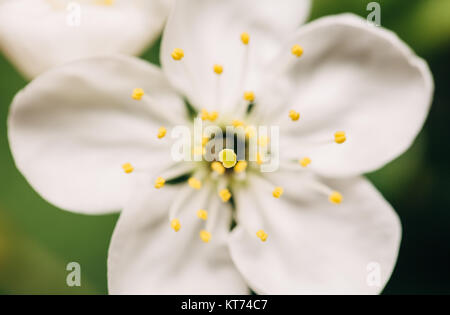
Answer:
170 48 203 108
135 94 184 125
205 193 220 232
214 64 224 110
168 184 193 222
231 33 250 116
309 180 343 205
158 162 197 182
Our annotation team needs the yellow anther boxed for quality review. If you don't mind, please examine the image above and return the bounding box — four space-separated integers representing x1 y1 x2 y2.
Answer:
208 111 219 122
199 230 211 243
232 119 244 128
245 126 256 139
241 32 250 45
299 157 311 168
201 109 219 121
272 186 284 198
211 161 225 175
329 191 343 204
122 163 134 174
256 152 264 165
170 218 181 232
258 136 269 147
219 149 237 169
188 177 202 190
202 136 210 146
154 176 165 189
291 44 304 57
95 0 114 6
171 48 184 60
256 230 268 242
243 91 255 102
201 109 209 120
197 209 208 221
289 110 300 121
219 189 231 202
157 126 167 139
334 131 346 144
234 160 248 174
131 88 144 100
213 64 223 75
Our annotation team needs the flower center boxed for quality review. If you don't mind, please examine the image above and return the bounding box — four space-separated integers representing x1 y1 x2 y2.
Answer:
121 32 349 244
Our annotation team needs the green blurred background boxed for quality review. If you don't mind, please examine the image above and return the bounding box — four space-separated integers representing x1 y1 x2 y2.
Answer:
0 0 449 294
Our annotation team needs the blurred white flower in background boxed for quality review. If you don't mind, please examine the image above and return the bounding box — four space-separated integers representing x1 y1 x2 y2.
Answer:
7 0 433 294
0 0 172 79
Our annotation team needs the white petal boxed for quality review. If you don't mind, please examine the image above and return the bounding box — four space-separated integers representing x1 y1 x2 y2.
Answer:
229 172 401 294
8 55 185 214
259 14 433 177
108 183 248 294
161 0 311 112
0 0 172 79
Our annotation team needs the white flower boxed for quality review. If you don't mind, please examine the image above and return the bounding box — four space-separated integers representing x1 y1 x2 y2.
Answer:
0 0 172 79
8 0 433 294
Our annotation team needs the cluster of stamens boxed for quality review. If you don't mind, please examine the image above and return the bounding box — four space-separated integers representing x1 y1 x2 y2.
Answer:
122 31 347 244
